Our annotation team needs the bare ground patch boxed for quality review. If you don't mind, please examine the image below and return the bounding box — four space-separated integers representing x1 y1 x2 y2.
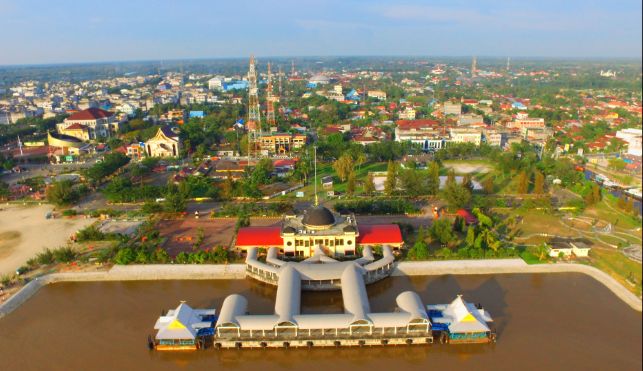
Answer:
443 163 493 173
0 231 22 259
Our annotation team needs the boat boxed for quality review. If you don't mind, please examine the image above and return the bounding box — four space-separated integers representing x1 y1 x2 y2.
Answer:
602 179 618 188
624 188 642 199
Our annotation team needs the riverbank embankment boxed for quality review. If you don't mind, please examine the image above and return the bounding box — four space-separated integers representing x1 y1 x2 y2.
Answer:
0 260 640 319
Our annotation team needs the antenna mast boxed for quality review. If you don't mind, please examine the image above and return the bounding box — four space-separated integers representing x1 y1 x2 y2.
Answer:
472 56 477 77
248 55 261 158
278 66 283 97
291 59 295 77
507 56 510 72
314 146 318 206
267 63 276 128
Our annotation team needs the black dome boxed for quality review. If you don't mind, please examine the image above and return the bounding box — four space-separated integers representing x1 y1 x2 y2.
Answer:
302 206 335 228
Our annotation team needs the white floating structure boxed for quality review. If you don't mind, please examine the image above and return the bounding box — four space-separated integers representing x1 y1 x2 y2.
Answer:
427 296 495 344
153 302 217 350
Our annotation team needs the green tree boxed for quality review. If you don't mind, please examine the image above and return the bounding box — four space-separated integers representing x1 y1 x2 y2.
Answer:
164 185 187 213
364 172 376 195
417 225 425 244
517 171 529 194
446 168 456 186
223 170 234 198
584 191 595 207
46 179 79 207
466 227 475 247
461 173 474 194
412 240 430 260
400 168 427 197
617 194 626 209
441 182 471 210
131 166 150 188
346 170 356 196
428 218 456 244
592 184 601 204
427 161 441 195
482 176 494 195
384 160 397 196
533 171 545 195
332 153 354 182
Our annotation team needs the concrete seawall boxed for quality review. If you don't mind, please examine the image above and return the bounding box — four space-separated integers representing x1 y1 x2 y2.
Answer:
1 260 640 319
394 259 642 312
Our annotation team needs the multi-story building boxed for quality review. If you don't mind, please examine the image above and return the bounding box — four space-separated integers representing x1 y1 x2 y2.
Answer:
450 128 482 145
57 107 122 139
259 132 306 154
368 91 387 100
455 114 484 126
507 118 545 130
628 135 642 157
398 107 416 120
443 101 462 115
395 126 447 151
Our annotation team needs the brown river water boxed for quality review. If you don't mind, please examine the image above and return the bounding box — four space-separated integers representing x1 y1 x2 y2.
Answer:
0 273 640 371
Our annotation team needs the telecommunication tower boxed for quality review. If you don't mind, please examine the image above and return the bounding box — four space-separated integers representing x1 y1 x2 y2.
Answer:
472 56 477 76
278 66 283 97
247 55 261 156
506 56 510 72
291 60 295 77
266 63 276 127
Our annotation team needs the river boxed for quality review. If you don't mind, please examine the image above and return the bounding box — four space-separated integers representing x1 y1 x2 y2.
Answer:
0 274 640 371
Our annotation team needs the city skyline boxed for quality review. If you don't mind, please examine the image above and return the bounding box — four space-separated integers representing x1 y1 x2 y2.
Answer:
0 0 641 65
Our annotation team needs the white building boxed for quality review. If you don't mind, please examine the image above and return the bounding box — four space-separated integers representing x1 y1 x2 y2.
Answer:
398 107 416 120
208 77 225 90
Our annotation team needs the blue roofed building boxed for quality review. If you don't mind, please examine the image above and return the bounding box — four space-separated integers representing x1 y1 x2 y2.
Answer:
189 111 206 118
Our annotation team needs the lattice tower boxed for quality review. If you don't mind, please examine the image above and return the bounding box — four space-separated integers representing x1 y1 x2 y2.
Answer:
248 55 261 145
267 62 276 127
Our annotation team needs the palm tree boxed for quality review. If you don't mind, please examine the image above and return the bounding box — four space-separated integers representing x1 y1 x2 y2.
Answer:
357 153 366 172
535 243 551 261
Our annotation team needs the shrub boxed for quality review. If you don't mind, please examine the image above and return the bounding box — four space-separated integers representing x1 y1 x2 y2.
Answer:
62 209 77 217
76 225 106 242
147 231 160 239
141 201 164 214
209 245 229 263
114 248 136 265
412 241 430 260
135 250 151 263
36 248 56 265
457 247 469 259
176 252 189 264
155 248 171 263
53 246 76 263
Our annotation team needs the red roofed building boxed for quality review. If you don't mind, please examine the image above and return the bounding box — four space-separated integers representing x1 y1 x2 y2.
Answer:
236 227 284 249
235 206 403 257
57 107 122 139
356 225 403 246
456 210 479 225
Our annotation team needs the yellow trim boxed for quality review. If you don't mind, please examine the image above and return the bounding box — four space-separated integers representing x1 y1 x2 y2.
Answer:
461 314 477 322
167 320 186 329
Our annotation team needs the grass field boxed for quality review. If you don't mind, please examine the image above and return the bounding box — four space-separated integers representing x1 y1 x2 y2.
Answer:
598 234 629 247
590 248 642 295
516 245 550 264
491 209 578 238
584 200 641 230
614 232 643 245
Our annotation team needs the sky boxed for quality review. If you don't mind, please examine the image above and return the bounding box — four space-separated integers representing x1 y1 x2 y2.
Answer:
0 0 641 65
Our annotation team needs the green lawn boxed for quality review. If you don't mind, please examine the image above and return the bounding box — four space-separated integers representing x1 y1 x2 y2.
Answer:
598 234 629 247
613 232 643 245
584 200 641 230
591 248 642 295
516 246 550 265
491 209 577 238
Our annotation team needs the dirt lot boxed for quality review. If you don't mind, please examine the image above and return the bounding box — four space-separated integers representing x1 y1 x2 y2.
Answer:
97 220 142 237
155 217 281 256
0 204 94 275
443 163 493 173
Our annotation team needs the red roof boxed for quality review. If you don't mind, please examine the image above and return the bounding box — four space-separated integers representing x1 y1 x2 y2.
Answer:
396 119 440 129
456 209 478 224
66 107 114 121
356 225 402 245
65 123 87 130
236 227 283 247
